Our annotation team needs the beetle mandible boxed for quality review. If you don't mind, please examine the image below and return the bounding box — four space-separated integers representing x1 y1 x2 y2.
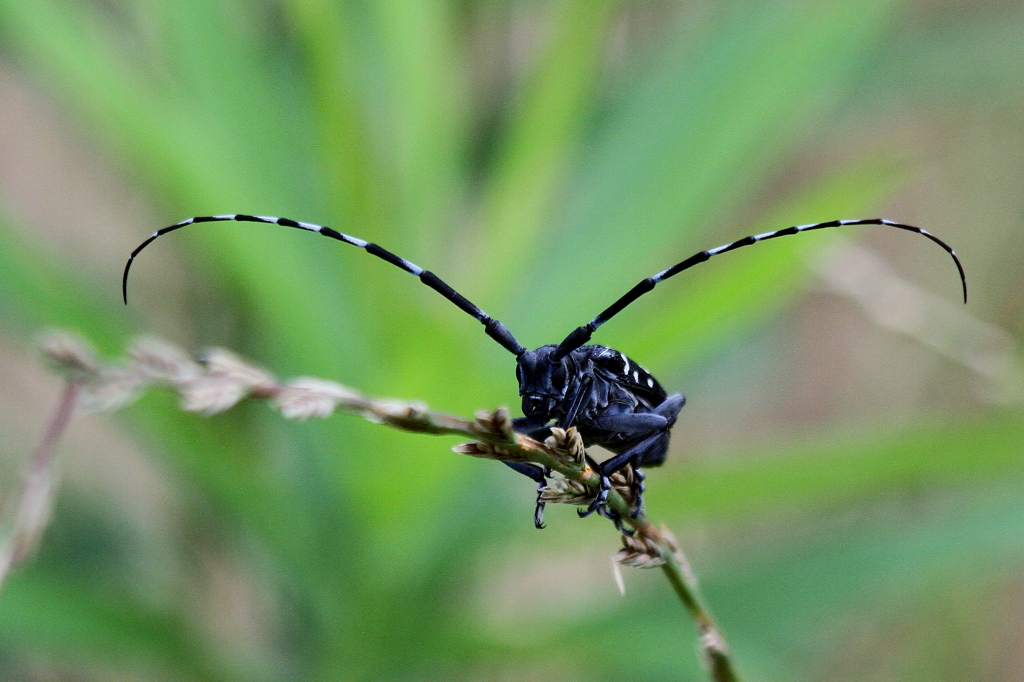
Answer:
123 215 966 528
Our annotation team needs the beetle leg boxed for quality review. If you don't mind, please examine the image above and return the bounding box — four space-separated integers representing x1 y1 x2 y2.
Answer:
590 412 667 433
627 467 646 518
599 431 665 478
577 453 612 519
502 460 550 529
512 416 554 443
606 507 634 536
576 453 634 535
654 392 685 419
558 375 593 429
576 474 635 534
582 432 665 521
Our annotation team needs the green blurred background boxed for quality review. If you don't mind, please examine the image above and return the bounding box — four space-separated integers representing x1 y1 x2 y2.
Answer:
0 0 1022 680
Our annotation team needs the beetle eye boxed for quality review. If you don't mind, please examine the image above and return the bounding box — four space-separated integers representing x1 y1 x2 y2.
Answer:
551 365 566 390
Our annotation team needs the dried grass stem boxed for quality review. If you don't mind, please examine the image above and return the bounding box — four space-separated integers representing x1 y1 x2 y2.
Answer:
25 331 742 682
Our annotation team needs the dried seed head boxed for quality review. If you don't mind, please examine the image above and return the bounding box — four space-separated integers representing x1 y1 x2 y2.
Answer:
471 408 517 444
129 337 203 384
40 333 145 412
370 399 448 432
539 476 590 505
452 441 494 458
275 377 362 420
39 332 100 382
660 526 696 585
609 466 640 509
201 348 277 395
131 341 281 415
613 533 666 569
180 376 248 415
77 366 146 413
544 427 584 464
452 440 523 461
375 399 418 419
545 427 565 449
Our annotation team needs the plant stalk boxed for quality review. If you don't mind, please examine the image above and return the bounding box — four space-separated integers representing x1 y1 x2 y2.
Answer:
38 332 743 682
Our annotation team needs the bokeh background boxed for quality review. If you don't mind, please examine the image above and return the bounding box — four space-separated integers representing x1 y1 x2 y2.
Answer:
0 1 1022 680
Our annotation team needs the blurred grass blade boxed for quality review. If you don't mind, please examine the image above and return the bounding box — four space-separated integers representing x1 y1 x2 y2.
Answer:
0 572 242 682
604 159 904 370
654 411 1024 522
280 0 386 237
517 1 904 339
474 0 618 298
370 0 466 245
0 213 125 348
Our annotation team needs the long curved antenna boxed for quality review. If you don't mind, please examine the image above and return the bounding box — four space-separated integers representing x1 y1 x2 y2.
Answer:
554 218 967 359
123 214 526 356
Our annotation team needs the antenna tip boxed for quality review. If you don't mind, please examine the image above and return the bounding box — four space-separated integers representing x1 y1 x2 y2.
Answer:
121 262 132 305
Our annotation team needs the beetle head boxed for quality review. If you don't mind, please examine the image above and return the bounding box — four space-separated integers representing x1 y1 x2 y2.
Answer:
516 345 569 421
